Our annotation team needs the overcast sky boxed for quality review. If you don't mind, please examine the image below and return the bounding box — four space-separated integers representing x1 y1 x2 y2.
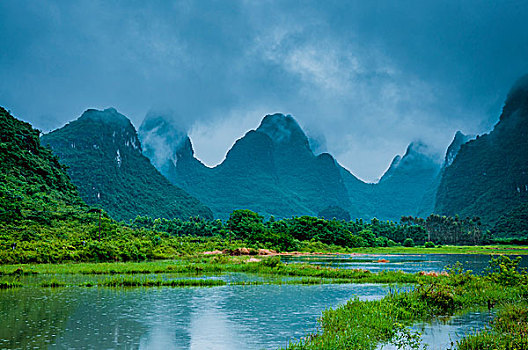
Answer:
1 1 528 181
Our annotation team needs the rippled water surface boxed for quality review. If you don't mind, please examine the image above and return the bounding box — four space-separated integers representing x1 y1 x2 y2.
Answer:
0 283 389 349
2 253 522 349
281 253 528 274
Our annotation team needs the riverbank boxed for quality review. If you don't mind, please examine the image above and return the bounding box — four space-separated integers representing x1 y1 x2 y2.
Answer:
0 255 422 285
205 245 528 257
282 255 528 349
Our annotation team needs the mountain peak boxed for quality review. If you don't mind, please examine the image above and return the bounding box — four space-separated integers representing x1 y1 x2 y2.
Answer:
79 107 132 127
138 113 193 172
256 113 308 145
380 141 441 183
444 131 474 168
501 74 528 122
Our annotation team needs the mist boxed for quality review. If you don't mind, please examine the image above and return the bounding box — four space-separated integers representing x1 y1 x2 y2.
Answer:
1 1 527 181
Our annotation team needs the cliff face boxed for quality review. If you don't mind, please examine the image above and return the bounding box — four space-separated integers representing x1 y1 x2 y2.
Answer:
435 75 528 225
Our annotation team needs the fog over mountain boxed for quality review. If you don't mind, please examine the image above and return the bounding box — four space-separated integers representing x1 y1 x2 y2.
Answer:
1 1 528 181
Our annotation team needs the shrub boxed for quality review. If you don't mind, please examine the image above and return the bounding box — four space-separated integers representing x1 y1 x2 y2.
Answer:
403 238 414 247
261 256 282 268
424 241 435 248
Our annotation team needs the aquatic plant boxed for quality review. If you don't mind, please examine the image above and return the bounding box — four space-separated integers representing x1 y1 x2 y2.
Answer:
0 280 22 289
39 279 66 287
283 258 528 349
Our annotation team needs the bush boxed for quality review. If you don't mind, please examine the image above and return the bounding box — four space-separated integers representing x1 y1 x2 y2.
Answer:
486 255 527 286
424 241 435 248
403 238 414 247
261 256 282 268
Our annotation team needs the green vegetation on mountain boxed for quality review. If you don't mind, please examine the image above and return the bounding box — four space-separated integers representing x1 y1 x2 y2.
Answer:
491 202 528 239
369 142 441 220
41 108 212 221
140 113 441 221
435 75 528 228
0 106 86 224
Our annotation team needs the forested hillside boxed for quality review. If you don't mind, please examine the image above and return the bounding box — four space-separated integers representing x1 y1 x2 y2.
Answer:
435 75 528 226
0 106 86 224
41 108 213 221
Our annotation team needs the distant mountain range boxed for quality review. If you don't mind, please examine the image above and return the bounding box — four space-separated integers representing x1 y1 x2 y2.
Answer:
31 75 528 234
139 112 443 221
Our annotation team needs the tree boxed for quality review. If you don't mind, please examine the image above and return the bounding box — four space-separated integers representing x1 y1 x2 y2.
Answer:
227 209 265 240
318 206 351 221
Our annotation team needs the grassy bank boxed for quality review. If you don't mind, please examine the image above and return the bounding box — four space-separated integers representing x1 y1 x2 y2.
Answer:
0 255 424 285
283 256 528 349
455 302 528 349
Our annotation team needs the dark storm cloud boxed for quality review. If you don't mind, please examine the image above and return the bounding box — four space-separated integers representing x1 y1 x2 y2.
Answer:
1 1 527 181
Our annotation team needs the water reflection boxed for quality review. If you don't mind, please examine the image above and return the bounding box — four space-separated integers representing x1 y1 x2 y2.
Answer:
1 284 390 350
378 310 494 350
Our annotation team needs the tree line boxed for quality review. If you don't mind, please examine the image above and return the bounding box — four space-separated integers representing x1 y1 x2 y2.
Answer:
129 210 489 251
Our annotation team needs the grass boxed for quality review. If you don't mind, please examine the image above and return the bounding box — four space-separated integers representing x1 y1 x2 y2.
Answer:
0 280 22 289
455 302 528 349
282 256 528 349
39 279 66 288
0 256 425 285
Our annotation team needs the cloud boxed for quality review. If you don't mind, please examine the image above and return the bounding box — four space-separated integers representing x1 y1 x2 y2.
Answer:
1 1 527 181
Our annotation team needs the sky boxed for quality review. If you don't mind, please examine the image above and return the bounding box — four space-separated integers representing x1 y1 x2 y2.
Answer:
1 1 528 182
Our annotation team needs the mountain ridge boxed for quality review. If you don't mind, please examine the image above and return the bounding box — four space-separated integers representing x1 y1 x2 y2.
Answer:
41 108 213 221
435 74 528 225
140 112 441 221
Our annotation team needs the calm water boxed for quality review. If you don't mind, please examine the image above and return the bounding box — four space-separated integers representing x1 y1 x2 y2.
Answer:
378 310 494 350
2 253 523 349
281 253 528 274
0 283 389 350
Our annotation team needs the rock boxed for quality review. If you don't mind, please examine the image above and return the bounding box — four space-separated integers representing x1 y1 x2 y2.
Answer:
258 249 276 255
224 248 251 256
203 250 223 255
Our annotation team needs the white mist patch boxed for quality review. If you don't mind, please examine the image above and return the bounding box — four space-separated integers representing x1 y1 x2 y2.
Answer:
140 123 188 169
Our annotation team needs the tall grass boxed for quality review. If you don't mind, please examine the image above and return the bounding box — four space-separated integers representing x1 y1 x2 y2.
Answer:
0 256 424 285
0 280 22 289
283 256 528 349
